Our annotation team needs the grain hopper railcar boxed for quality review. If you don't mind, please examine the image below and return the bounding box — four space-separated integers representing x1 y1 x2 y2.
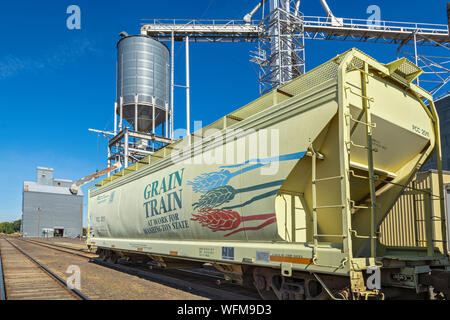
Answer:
87 48 450 300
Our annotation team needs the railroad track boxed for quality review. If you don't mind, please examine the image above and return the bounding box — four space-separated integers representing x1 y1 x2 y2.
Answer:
0 244 5 300
17 238 97 259
16 237 259 300
26 238 93 253
0 237 88 300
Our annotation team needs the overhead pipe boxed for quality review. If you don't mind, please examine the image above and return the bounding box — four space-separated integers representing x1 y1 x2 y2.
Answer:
243 0 267 24
70 162 122 195
319 0 336 19
319 0 343 26
294 0 300 17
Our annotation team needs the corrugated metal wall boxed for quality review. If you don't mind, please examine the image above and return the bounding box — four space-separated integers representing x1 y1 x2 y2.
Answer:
36 167 54 186
380 171 448 252
379 172 431 247
22 191 83 238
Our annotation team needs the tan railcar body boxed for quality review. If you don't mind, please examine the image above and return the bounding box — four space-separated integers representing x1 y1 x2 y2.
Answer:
88 49 449 298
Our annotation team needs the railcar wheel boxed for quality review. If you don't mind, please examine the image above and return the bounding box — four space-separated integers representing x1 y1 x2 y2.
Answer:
253 267 345 300
253 268 307 300
99 249 110 262
253 275 279 300
305 279 328 300
108 251 119 264
97 249 105 261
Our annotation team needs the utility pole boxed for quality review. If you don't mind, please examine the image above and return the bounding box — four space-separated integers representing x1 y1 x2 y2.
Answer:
80 203 83 240
37 207 40 238
185 35 191 136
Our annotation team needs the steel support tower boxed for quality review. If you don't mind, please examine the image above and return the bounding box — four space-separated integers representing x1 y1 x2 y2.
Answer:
141 0 449 96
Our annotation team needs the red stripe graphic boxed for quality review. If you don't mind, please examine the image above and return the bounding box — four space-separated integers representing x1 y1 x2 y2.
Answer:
224 217 277 237
191 208 277 237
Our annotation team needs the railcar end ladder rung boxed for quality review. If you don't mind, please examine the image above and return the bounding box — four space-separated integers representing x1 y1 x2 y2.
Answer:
314 204 346 210
350 200 370 210
312 175 344 183
350 229 380 239
314 234 347 238
344 86 375 102
345 113 376 128
348 169 379 181
346 140 378 152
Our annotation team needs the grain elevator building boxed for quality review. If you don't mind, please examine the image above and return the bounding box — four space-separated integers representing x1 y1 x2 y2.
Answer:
21 167 83 237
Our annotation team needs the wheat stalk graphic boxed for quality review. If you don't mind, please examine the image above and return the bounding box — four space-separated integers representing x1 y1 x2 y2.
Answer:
187 169 233 194
187 152 307 194
192 180 284 210
191 208 276 237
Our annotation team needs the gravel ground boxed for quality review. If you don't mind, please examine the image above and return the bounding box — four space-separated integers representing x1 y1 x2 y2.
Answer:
9 239 208 300
27 237 88 251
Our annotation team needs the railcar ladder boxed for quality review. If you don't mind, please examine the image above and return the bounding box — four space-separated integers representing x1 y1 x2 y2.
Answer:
346 62 378 258
310 61 379 263
310 147 347 266
410 184 446 256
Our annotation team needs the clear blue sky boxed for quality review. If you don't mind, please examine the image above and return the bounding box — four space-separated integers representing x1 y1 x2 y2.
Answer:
0 0 447 225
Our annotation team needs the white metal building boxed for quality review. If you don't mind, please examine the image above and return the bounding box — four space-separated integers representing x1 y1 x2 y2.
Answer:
21 167 83 238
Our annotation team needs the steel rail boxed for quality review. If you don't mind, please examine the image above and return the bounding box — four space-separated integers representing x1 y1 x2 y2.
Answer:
18 238 231 285
0 246 5 300
24 238 93 253
28 239 92 253
18 238 96 260
94 259 258 300
17 239 256 299
8 237 256 299
3 237 89 300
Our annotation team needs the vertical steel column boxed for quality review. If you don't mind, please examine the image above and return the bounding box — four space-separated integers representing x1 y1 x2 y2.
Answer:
284 0 292 81
37 207 41 237
114 102 117 135
107 147 111 178
302 25 306 74
414 32 420 86
80 203 83 240
185 35 191 136
171 31 175 140
294 0 300 17
165 102 169 138
269 0 282 86
119 96 123 131
124 128 129 168
135 94 139 132
152 96 156 134
276 11 282 86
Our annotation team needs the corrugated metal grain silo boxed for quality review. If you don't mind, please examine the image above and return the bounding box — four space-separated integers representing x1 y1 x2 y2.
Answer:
116 35 170 132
